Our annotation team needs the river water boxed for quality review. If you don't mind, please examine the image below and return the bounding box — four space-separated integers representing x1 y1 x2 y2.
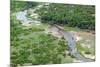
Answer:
16 4 47 26
63 30 94 62
54 25 94 62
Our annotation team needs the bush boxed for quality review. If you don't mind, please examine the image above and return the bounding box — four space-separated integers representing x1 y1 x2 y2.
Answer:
11 31 67 66
85 51 91 54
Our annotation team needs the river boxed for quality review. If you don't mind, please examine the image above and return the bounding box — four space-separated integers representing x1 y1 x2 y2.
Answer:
16 3 94 62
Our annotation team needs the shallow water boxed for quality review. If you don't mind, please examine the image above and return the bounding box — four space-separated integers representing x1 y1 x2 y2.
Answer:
51 25 94 62
16 4 45 26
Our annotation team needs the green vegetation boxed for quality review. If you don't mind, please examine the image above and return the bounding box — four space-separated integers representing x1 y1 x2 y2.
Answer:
61 56 73 63
10 13 70 66
11 33 66 65
10 1 38 13
36 3 95 30
10 1 95 66
76 42 94 56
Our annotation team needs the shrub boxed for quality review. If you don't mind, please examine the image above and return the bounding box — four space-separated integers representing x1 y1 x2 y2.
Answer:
11 32 68 66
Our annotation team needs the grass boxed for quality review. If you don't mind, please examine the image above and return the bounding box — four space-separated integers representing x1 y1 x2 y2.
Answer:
64 25 82 32
76 42 93 56
32 23 50 29
61 56 73 63
22 23 50 31
64 24 93 32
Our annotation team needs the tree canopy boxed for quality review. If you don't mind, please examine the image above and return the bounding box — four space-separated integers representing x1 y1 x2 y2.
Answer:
36 3 95 30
